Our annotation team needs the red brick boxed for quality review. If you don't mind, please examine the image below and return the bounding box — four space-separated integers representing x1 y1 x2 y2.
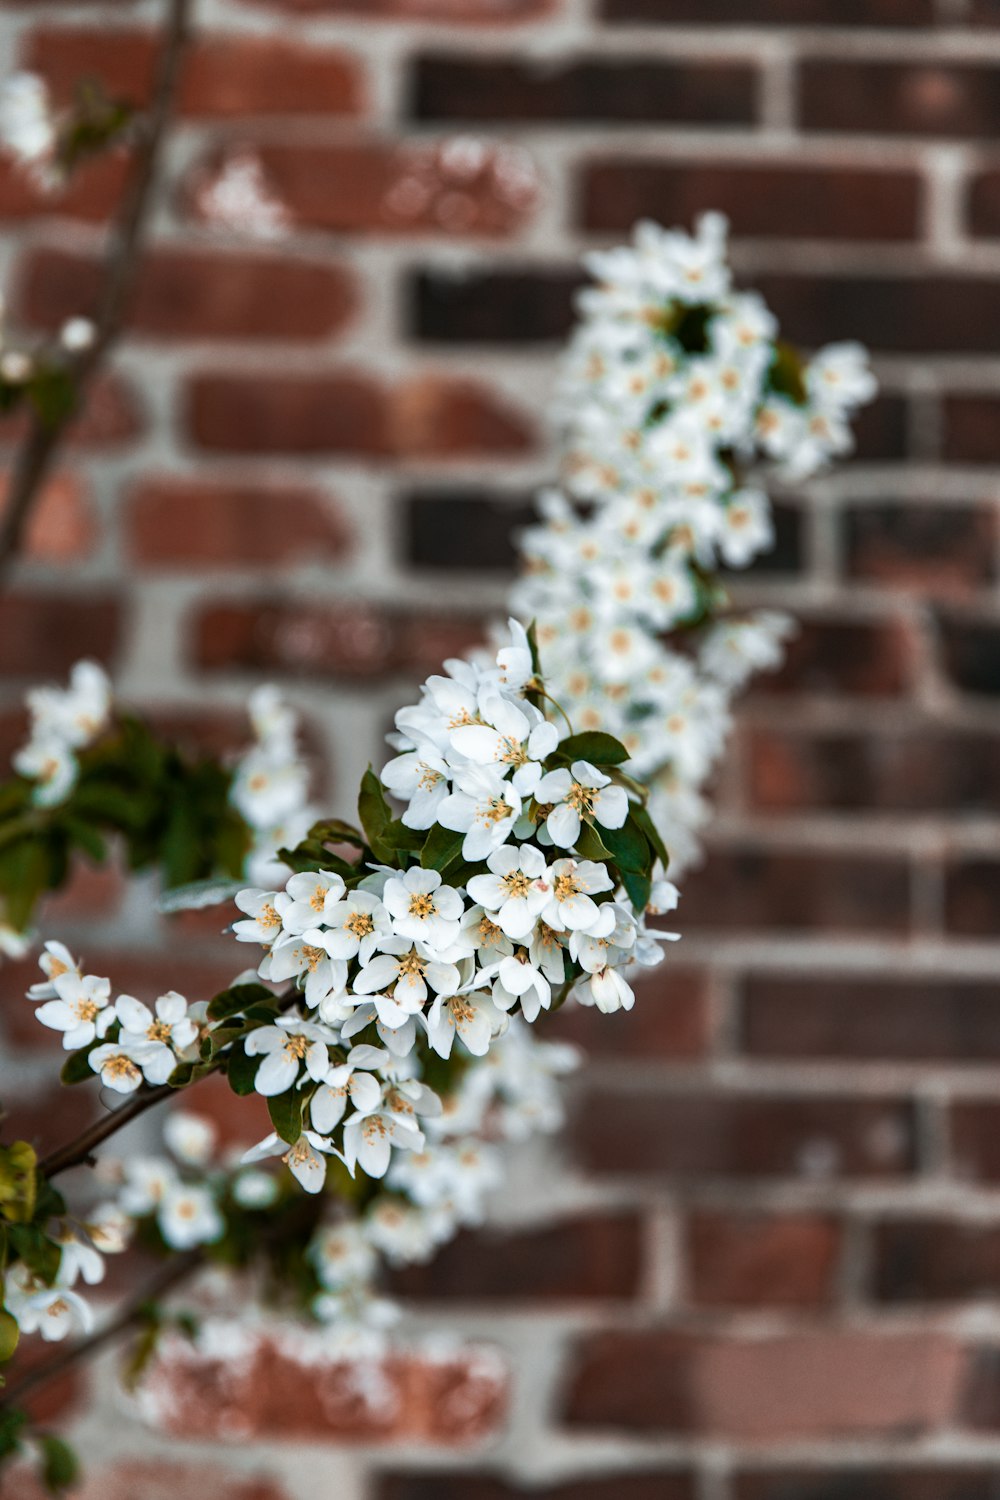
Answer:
2 1462 293 1500
950 1103 1000 1184
0 371 142 451
686 1212 841 1308
961 1347 1000 1431
411 55 756 125
800 62 1000 138
549 967 710 1059
843 503 996 594
187 372 533 458
743 974 1000 1063
190 600 487 680
565 1330 963 1438
391 1213 644 1302
379 1477 696 1500
944 858 1000 936
745 727 1000 813
574 1089 917 1180
41 860 124 923
581 160 921 241
0 471 97 563
679 842 911 934
188 140 538 238
0 594 119 677
872 1218 1000 1304
942 396 1000 463
127 476 351 569
966 167 1000 238
0 152 126 224
734 1468 1000 1500
4 1079 97 1159
230 0 553 19
24 30 363 118
19 246 356 342
757 617 914 697
603 0 931 20
141 1328 507 1443
756 272 1000 354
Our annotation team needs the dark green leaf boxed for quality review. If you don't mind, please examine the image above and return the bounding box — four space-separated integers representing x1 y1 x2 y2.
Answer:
8 1225 61 1286
553 732 629 768
307 817 367 851
600 816 649 875
574 822 611 862
620 866 652 914
0 1308 18 1363
267 1089 303 1146
225 1042 260 1097
38 1434 79 1493
420 823 463 872
59 1047 97 1086
206 982 274 1022
358 768 394 861
631 802 669 872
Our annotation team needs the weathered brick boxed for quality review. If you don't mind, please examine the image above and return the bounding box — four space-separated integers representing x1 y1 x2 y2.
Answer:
410 55 756 124
0 595 119 677
127 477 351 569
745 728 1000 813
800 62 1000 138
581 161 921 241
679 843 911 934
756 617 914 697
231 0 552 15
19 246 356 342
574 1089 917 1179
944 858 1000 937
742 974 1000 1062
936 612 1000 697
1 1461 293 1500
686 1211 841 1308
549 967 711 1060
0 471 97 563
565 1330 962 1438
950 1103 1000 1184
188 140 537 238
391 1213 643 1302
602 0 932 21
379 1477 696 1500
24 29 364 118
411 266 581 344
733 1468 1000 1500
756 273 1000 353
844 503 995 593
965 168 1000 237
961 1347 1000 1432
0 372 142 451
404 488 534 572
942 397 1000 463
0 152 125 224
872 1218 1000 1303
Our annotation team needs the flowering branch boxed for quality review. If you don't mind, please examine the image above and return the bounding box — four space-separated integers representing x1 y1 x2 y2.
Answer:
40 1084 196 1182
0 0 191 587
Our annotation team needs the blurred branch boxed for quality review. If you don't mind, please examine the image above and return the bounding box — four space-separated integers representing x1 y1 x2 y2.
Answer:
0 0 192 587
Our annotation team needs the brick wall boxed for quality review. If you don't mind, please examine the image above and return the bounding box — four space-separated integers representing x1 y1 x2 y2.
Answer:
3 0 1000 1496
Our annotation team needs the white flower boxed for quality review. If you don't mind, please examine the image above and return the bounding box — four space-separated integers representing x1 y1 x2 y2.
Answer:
232 1170 279 1209
84 1204 132 1255
116 991 197 1055
25 660 111 749
13 735 77 806
163 1111 217 1168
341 1109 421 1180
54 1229 104 1289
119 1157 177 1216
35 971 113 1049
319 890 391 965
309 1222 378 1289
489 949 553 1023
382 741 452 829
353 938 460 1016
89 1036 174 1092
158 1184 224 1250
539 857 614 932
242 1130 333 1194
382 867 463 951
310 1046 384 1134
340 1001 418 1058
438 765 521 861
232 888 288 944
279 870 346 935
449 694 558 796
27 940 80 1001
465 843 551 940
574 964 635 1013
5 1266 92 1344
0 74 56 168
425 989 505 1059
245 1016 334 1096
261 931 346 1009
533 760 628 848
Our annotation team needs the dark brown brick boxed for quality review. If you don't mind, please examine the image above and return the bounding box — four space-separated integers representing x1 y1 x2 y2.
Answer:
968 169 1000 237
952 1104 1000 1183
746 728 1000 813
942 397 1000 463
936 613 1000 697
404 489 535 572
581 161 921 241
873 1219 1000 1303
686 1211 841 1307
844 503 996 594
734 1469 1000 1500
390 1213 643 1302
574 1089 917 1179
944 859 1000 937
410 55 756 124
548 967 711 1060
756 274 1000 354
680 843 911 934
0 594 120 677
379 1476 696 1500
757 617 914 697
743 974 1000 1062
410 266 581 344
602 0 932 21
801 62 1000 138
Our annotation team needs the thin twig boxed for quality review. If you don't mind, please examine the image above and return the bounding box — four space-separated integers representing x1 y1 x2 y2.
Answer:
0 0 192 585
0 1250 203 1412
39 1076 207 1181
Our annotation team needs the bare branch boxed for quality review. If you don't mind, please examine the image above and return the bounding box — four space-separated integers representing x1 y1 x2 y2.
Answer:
0 0 192 586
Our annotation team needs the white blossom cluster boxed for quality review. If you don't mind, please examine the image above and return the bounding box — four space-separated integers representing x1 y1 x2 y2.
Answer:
0 73 58 187
228 685 317 886
3 1201 130 1345
511 213 875 873
12 660 111 809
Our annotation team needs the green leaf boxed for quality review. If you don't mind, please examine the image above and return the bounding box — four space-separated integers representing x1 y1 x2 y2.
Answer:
574 822 611 862
620 866 652 914
225 1042 260 1097
0 1142 36 1225
631 802 669 872
0 1308 19 1363
59 1047 97 1086
768 339 808 405
306 817 367 851
553 732 629 768
8 1225 61 1286
206 982 275 1022
0 1406 26 1460
358 768 394 861
28 365 77 430
600 816 649 875
420 823 463 872
267 1089 303 1146
38 1434 79 1493
157 877 244 915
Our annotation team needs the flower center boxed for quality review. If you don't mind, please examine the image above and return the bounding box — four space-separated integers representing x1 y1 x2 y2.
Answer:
478 915 503 944
49 957 68 979
73 998 99 1022
302 944 325 972
499 736 527 767
567 782 596 814
259 903 281 930
283 1033 310 1058
554 873 580 901
398 950 425 979
345 911 374 938
310 887 327 912
480 796 510 826
418 762 443 790
408 893 436 919
105 1054 139 1083
503 871 532 898
147 1020 172 1044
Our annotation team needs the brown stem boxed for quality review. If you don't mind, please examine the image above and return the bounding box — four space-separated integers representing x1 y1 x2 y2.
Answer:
39 1077 208 1181
0 0 192 585
0 1250 203 1412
